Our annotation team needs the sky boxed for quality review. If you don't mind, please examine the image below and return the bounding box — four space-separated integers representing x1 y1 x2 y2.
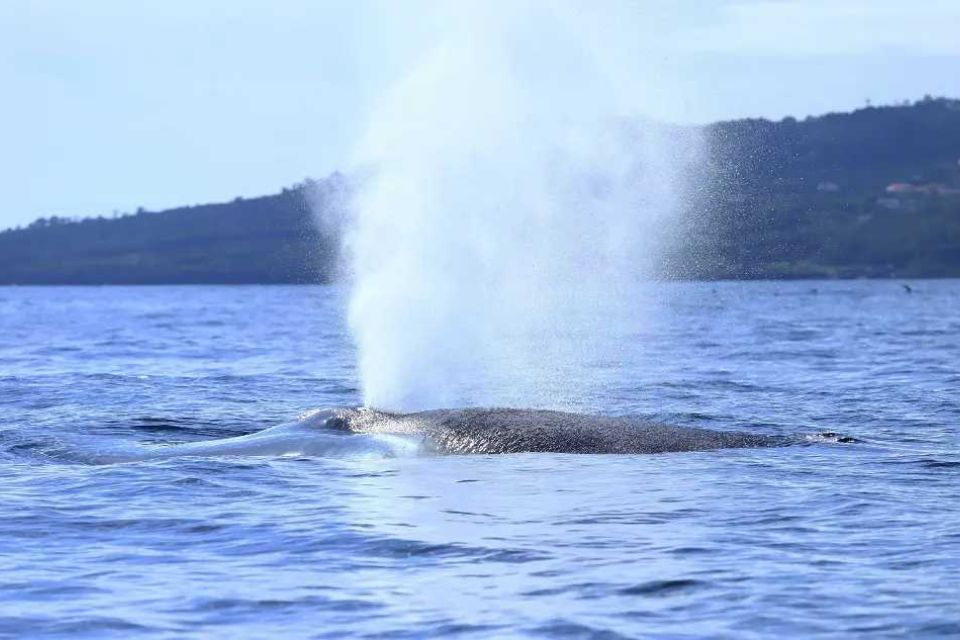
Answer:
1 0 959 230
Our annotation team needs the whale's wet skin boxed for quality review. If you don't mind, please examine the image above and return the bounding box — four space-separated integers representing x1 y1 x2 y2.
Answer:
105 407 816 463
2 283 959 638
327 407 793 454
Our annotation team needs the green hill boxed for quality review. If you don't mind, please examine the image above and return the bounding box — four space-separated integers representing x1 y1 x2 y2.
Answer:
1 98 959 284
0 176 346 284
680 96 960 278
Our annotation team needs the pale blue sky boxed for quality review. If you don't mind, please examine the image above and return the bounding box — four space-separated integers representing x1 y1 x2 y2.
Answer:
2 0 959 229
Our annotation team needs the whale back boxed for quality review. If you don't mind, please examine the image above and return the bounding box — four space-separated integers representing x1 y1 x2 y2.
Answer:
336 407 783 455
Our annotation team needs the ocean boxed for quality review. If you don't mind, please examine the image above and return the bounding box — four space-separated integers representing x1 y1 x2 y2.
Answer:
1 281 958 638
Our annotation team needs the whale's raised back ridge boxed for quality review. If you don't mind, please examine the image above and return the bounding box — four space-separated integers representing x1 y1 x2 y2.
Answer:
330 407 785 455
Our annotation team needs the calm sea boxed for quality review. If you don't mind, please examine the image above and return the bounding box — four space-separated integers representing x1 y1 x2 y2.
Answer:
1 281 958 638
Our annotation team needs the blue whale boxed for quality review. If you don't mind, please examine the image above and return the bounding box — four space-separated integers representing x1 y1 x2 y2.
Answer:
95 407 851 463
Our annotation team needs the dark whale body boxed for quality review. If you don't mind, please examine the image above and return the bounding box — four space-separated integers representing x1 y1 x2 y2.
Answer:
104 407 845 464
323 407 786 454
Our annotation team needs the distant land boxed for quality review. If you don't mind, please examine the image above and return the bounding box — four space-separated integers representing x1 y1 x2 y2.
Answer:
2 97 959 284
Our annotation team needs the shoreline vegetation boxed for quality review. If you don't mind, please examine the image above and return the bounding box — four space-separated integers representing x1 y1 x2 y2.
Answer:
2 97 958 284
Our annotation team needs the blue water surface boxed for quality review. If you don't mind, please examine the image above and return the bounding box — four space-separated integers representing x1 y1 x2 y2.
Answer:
0 281 958 638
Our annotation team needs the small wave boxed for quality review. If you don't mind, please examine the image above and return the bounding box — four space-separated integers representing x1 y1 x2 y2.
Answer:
804 432 859 444
617 578 705 597
530 620 633 639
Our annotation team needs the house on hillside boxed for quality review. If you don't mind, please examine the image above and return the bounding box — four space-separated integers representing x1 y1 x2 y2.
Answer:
885 182 915 193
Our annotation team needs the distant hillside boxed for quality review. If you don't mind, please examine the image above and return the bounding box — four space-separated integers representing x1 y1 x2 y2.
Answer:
1 97 959 284
673 96 960 279
0 176 346 285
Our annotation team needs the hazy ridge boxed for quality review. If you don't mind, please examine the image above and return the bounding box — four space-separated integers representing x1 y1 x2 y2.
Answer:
2 98 958 284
